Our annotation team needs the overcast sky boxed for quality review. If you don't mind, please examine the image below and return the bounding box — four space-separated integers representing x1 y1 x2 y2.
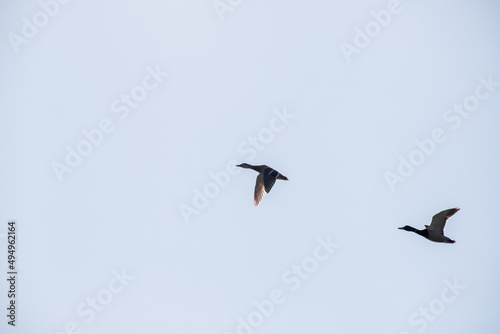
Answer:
1 0 500 333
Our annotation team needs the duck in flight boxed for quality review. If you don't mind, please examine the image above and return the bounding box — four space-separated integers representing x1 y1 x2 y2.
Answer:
398 208 460 243
236 163 288 206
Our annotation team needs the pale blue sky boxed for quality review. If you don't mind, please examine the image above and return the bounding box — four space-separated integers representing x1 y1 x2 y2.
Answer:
1 1 499 333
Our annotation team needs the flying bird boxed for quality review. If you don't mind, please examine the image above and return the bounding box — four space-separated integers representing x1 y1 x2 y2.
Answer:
398 208 460 243
236 163 288 206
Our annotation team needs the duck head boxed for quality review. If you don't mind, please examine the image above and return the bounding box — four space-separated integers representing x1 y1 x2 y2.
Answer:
398 225 416 232
236 163 252 168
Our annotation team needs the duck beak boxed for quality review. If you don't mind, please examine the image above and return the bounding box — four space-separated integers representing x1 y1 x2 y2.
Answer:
397 226 404 229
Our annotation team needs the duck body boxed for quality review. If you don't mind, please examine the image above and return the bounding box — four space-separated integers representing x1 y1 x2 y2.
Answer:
398 208 459 244
236 163 288 206
398 225 455 243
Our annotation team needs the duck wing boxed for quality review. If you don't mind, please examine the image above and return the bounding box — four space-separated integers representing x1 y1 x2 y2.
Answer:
263 167 281 193
253 168 282 206
253 173 267 206
427 208 460 235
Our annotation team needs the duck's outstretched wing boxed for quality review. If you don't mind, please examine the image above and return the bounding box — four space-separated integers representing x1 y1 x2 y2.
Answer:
427 208 460 235
253 167 287 206
263 168 281 193
254 173 267 206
